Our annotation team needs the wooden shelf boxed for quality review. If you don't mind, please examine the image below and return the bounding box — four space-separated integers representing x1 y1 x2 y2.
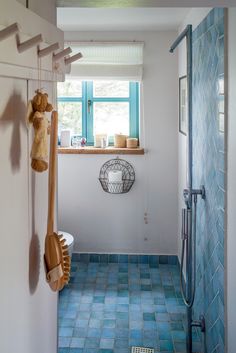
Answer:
58 147 145 155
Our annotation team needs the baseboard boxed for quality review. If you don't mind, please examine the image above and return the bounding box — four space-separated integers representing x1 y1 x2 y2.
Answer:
71 253 178 265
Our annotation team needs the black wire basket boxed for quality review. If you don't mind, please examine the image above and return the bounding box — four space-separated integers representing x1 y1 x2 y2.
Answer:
99 158 135 194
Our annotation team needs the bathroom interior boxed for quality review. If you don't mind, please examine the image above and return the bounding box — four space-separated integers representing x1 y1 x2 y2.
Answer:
0 1 236 353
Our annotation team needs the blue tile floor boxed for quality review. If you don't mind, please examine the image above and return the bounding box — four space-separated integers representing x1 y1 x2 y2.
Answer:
58 259 201 353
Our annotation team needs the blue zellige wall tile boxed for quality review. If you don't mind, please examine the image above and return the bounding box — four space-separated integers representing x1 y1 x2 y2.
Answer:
192 8 225 353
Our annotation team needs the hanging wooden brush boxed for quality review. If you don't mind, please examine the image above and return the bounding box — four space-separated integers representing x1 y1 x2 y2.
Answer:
44 111 71 291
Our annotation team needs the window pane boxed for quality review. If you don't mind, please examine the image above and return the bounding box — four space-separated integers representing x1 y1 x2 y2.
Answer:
58 101 82 135
57 80 82 97
94 102 129 136
93 81 129 98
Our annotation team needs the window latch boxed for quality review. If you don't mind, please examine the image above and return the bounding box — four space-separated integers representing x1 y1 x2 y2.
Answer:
87 99 92 114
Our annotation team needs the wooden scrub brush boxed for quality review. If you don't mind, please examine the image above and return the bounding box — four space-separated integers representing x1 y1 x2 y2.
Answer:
44 111 71 291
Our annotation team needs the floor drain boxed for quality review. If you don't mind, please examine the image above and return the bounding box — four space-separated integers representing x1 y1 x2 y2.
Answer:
131 347 154 353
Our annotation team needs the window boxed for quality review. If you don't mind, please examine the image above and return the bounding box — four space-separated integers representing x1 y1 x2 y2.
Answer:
57 80 139 145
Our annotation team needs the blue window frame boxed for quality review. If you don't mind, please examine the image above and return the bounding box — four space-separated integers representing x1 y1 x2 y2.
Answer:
58 81 139 145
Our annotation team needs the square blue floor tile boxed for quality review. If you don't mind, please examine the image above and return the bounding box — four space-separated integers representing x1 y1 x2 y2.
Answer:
109 254 119 263
143 313 156 321
102 328 116 339
143 337 159 349
103 319 116 328
73 327 87 338
59 260 185 353
143 321 157 330
129 297 141 304
59 327 73 337
117 312 129 320
117 304 129 312
143 330 158 339
119 255 128 263
139 255 149 264
81 296 93 304
129 321 142 330
155 305 167 313
85 337 100 348
171 330 185 341
130 304 141 312
87 328 102 338
174 341 186 352
94 296 105 303
114 338 129 348
89 319 102 328
129 255 139 263
156 313 170 322
104 311 116 320
159 256 168 264
160 340 174 351
141 285 152 291
130 329 143 339
70 338 85 348
114 349 129 353
129 312 142 321
58 337 71 348
91 312 104 320
58 348 69 353
129 338 143 346
116 319 129 329
100 338 115 349
117 297 129 304
115 328 129 338
159 330 172 340
142 304 154 313
100 254 109 263
78 311 90 319
170 322 184 331
105 304 116 311
75 319 89 328
59 318 76 328
64 311 77 319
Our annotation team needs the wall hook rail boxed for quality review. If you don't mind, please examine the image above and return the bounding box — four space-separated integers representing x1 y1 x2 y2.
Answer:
38 42 60 58
64 52 83 65
53 47 72 62
0 23 20 42
17 34 43 53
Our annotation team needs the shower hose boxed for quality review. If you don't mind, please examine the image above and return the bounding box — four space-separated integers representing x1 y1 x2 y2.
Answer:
180 195 198 308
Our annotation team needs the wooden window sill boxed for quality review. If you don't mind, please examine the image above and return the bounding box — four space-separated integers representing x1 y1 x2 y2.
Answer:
58 147 145 155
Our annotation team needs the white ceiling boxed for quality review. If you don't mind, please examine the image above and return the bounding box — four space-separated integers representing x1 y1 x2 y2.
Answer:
57 7 191 31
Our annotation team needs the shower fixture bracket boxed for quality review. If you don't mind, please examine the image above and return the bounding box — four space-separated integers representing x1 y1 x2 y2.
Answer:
191 185 206 199
183 185 205 206
191 315 205 333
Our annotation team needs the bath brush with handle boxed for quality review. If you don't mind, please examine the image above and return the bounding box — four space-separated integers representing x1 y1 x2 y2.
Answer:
44 110 71 291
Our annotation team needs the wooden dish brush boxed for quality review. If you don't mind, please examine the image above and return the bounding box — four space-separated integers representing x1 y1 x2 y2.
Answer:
44 111 71 291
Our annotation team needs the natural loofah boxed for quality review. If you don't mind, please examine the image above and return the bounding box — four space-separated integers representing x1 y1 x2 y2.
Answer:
27 90 53 173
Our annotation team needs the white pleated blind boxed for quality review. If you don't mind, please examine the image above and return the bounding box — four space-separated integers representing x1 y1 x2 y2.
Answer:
66 41 144 81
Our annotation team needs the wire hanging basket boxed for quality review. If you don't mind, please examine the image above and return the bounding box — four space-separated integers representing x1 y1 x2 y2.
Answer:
99 158 135 194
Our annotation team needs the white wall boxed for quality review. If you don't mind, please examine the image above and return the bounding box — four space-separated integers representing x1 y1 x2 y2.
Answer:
226 8 236 353
16 0 26 5
0 2 58 353
58 30 179 255
17 0 57 24
0 78 58 353
177 8 211 261
28 0 57 25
